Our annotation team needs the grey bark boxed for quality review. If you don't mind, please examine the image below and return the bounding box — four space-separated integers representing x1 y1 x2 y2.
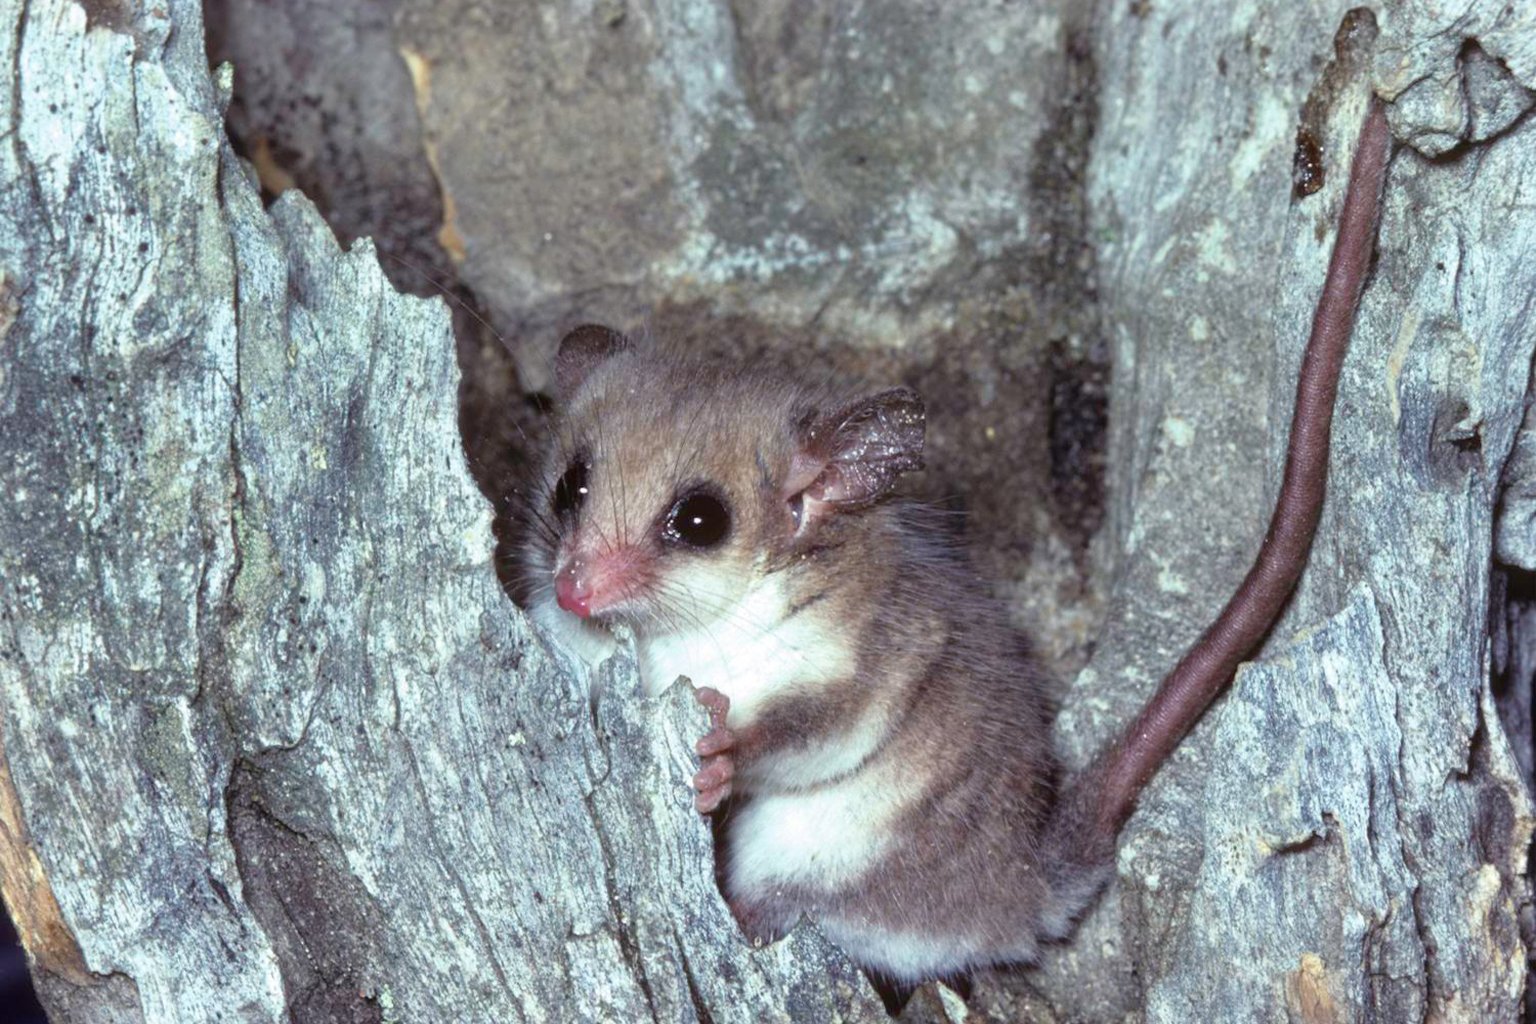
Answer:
1 3 1533 1024
1041 5 1536 1020
0 1 877 1021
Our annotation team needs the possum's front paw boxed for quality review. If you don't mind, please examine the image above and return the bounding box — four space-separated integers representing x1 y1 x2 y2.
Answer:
691 686 736 814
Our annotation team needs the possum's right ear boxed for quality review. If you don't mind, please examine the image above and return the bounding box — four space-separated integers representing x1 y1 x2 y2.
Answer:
555 324 629 399
789 387 926 516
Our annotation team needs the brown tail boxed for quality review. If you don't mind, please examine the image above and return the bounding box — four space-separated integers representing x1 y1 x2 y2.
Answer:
1053 96 1392 875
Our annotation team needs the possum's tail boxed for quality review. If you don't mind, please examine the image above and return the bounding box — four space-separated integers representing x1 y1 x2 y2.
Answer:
1040 94 1391 935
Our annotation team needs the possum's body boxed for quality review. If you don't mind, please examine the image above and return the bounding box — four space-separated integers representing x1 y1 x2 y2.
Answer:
520 353 1076 979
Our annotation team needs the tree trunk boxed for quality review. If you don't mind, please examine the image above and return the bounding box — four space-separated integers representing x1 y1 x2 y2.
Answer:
1 1 1532 1023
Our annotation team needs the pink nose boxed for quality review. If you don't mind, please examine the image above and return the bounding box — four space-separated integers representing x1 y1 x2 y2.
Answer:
555 573 592 618
552 545 647 620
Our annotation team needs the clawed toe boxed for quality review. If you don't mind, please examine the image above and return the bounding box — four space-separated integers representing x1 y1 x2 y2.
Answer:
694 753 735 791
693 750 735 814
692 687 736 814
696 726 736 756
695 686 730 721
694 783 733 814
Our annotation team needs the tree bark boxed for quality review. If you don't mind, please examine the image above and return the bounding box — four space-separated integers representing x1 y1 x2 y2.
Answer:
0 2 878 1020
1 1 1532 1023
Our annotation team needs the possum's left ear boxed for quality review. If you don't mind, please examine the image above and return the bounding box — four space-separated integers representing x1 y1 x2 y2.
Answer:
554 324 629 400
789 388 925 513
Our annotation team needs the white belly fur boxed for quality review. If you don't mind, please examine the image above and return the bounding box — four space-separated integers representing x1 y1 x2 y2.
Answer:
731 766 1039 983
815 920 1037 983
727 767 898 896
639 571 899 892
635 569 850 727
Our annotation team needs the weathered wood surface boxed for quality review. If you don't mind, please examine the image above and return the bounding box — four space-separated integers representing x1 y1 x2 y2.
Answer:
0 1 879 1021
1037 4 1536 1021
0 1 1532 1023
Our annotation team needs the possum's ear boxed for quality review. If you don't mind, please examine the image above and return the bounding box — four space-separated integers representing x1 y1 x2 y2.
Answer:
789 388 925 514
554 325 629 399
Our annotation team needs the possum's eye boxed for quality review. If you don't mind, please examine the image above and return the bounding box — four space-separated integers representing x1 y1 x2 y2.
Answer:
552 459 590 518
664 489 731 549
788 492 805 530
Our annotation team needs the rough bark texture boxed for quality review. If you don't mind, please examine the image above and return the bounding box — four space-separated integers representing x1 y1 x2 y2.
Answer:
1 2 1534 1024
1040 5 1536 1020
0 1 879 1021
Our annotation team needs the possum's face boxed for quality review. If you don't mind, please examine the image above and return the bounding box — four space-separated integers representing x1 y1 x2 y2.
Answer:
518 326 924 646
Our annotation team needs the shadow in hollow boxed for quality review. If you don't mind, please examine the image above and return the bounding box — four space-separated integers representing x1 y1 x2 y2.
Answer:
0 906 45 1024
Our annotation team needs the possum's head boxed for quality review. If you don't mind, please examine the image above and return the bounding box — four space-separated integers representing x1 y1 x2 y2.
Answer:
518 325 924 639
